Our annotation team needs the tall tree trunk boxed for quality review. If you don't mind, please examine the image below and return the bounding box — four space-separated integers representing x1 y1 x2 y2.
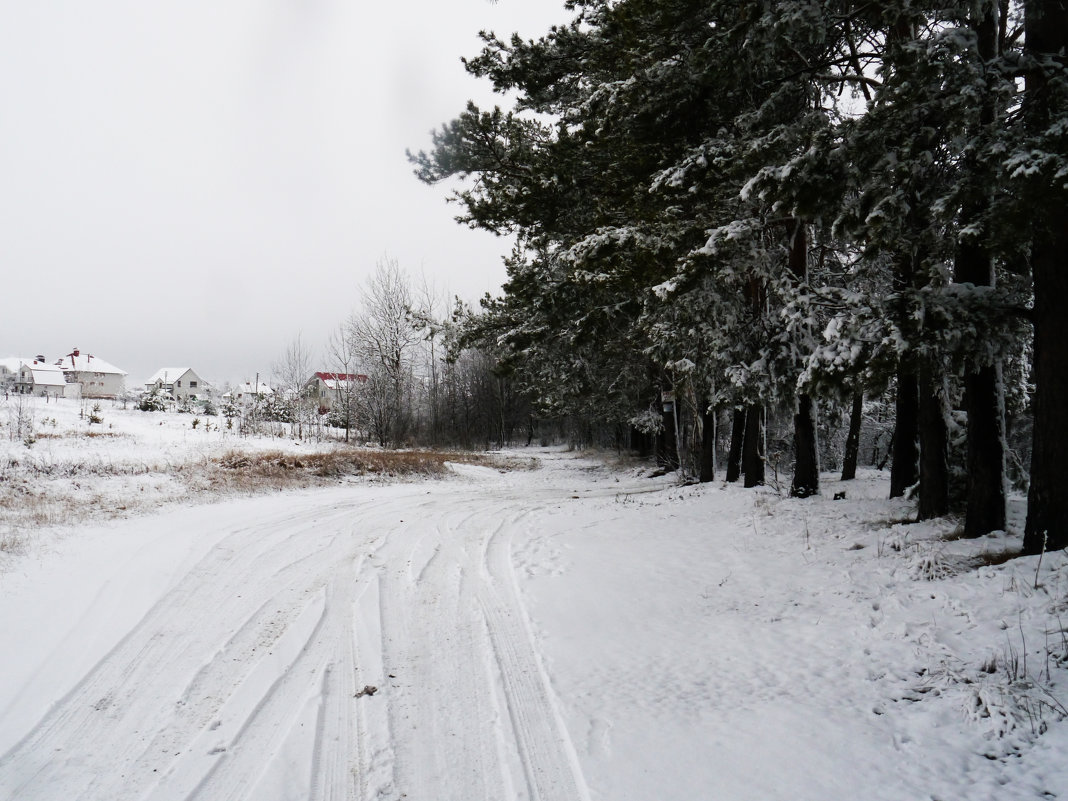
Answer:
791 395 820 497
917 368 949 520
1024 223 1068 552
699 407 717 483
742 404 765 488
962 366 1007 534
658 399 679 470
1023 0 1068 554
726 408 746 483
955 0 1007 536
787 219 820 498
890 369 919 498
841 390 863 481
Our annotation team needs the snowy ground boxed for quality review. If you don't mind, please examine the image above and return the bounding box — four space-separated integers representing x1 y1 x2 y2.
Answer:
1 398 1067 800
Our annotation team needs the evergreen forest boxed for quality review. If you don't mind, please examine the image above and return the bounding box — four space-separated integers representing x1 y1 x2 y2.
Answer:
408 0 1068 554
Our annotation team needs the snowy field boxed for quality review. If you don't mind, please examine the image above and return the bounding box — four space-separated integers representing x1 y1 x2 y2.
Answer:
1 398 1067 800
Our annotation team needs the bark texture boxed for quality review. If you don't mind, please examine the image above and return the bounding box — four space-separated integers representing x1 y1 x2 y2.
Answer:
726 408 746 483
699 408 717 483
841 391 863 481
890 369 919 498
1023 0 1068 553
917 368 949 521
790 395 820 498
742 404 765 488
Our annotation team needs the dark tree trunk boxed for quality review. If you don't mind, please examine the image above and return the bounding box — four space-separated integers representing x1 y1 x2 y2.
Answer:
742 404 765 488
841 391 863 481
726 408 746 483
890 369 919 498
962 367 1007 535
1024 217 1068 552
791 395 820 497
1023 0 1068 554
699 407 716 483
657 402 679 470
954 0 1007 537
917 368 950 520
631 425 654 458
786 219 819 498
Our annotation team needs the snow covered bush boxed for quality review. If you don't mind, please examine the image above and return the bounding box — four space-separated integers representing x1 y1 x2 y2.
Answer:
139 388 168 412
628 408 663 435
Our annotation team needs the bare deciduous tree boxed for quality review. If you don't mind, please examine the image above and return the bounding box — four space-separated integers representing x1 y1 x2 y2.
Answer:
345 258 421 446
273 333 317 440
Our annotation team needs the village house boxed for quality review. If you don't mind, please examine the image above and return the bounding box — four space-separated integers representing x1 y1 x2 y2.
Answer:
12 357 76 399
57 348 127 399
145 367 207 401
224 380 274 407
0 358 22 393
304 372 367 413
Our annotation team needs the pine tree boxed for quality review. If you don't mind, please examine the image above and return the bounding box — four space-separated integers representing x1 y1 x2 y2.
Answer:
1020 0 1068 553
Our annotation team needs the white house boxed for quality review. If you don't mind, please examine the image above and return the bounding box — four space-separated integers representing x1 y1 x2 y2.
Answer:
13 358 74 399
145 367 207 401
0 357 22 393
57 348 127 399
225 380 274 407
304 372 368 412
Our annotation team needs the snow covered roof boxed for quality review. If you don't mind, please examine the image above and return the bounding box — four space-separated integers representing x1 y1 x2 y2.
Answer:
0 357 26 374
146 368 194 385
29 366 67 387
57 350 126 376
312 372 367 382
236 381 273 395
309 372 368 391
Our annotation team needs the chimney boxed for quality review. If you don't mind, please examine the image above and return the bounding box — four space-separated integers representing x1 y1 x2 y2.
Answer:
35 354 45 362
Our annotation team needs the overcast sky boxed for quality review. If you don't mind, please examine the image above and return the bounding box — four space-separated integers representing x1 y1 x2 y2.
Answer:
0 0 570 386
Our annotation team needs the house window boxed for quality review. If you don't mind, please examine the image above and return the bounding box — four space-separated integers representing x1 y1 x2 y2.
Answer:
176 380 182 387
190 381 198 388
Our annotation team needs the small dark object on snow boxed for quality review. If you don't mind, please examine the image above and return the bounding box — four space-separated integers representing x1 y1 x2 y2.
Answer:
355 685 378 698
833 491 846 500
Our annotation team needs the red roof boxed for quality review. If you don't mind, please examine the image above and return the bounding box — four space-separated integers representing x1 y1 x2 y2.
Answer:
314 372 367 382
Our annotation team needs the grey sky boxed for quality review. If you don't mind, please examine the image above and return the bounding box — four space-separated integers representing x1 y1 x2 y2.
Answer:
0 0 568 387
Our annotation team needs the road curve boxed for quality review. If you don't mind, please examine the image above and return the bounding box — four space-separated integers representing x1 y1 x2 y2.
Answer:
0 454 630 801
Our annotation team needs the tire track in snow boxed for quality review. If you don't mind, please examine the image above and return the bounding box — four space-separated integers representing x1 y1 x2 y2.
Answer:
478 521 591 801
1 462 599 801
361 493 590 801
0 497 388 801
367 502 503 800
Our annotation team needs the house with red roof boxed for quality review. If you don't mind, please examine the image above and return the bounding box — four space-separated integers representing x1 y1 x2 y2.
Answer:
304 372 367 413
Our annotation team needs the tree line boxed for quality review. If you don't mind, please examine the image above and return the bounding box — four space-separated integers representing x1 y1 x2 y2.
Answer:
406 0 1068 553
264 258 533 452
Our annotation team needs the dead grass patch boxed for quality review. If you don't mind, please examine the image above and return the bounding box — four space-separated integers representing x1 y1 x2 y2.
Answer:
200 447 520 494
967 547 1024 569
209 448 512 490
28 430 126 440
0 445 523 562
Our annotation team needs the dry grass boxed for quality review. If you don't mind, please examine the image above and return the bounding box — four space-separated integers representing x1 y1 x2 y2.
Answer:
968 547 1024 569
200 448 524 493
28 431 127 440
0 445 521 558
201 448 448 493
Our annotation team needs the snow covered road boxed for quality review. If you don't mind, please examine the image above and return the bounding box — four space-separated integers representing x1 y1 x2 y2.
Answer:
2 449 1067 800
0 455 623 801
